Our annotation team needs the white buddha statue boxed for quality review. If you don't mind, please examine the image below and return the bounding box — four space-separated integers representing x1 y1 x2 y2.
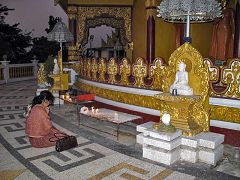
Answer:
170 62 193 96
53 58 60 75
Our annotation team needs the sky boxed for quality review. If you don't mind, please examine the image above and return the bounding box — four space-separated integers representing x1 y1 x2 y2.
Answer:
1 0 68 37
1 0 116 48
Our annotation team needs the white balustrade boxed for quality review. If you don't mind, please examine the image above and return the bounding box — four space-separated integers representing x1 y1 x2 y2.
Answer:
0 60 38 84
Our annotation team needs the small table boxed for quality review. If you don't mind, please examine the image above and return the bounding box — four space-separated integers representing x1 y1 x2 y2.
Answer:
78 108 142 140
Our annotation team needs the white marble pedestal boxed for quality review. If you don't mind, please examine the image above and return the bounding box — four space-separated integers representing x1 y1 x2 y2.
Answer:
137 122 225 166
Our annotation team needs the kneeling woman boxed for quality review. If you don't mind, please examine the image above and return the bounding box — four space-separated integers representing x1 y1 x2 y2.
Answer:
25 90 66 148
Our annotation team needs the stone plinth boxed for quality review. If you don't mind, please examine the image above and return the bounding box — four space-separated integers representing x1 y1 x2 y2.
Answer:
143 128 182 141
137 123 182 165
143 135 181 151
143 145 180 166
137 122 225 166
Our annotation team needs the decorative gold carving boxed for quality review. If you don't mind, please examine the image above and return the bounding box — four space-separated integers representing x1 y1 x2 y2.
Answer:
68 45 80 61
37 63 47 86
119 58 131 86
221 59 240 98
150 57 165 90
210 105 240 123
76 80 161 110
132 57 147 88
83 59 87 77
77 7 131 45
91 58 98 81
107 58 118 84
86 58 91 79
76 79 240 124
67 6 77 20
98 58 107 82
203 58 219 83
155 93 203 136
145 0 158 19
156 43 210 136
79 59 84 77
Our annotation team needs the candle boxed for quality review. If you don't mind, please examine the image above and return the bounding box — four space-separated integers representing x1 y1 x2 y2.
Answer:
114 112 118 120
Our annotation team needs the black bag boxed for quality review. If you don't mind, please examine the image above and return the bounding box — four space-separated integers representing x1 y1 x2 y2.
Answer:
50 133 78 152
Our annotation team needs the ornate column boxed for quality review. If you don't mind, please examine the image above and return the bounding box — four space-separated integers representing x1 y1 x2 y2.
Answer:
68 6 77 45
145 0 157 65
67 6 79 61
233 1 240 58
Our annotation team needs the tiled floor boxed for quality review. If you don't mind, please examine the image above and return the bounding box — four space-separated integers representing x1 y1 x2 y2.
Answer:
0 80 239 180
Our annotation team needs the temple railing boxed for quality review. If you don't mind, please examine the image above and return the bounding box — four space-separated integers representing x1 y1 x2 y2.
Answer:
64 57 240 100
0 60 38 84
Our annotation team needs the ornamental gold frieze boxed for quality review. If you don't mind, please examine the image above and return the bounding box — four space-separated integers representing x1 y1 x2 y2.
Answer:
67 6 77 20
150 57 165 90
37 63 47 86
75 79 240 124
77 7 131 45
221 59 240 98
107 58 118 84
76 81 162 110
91 58 98 81
119 58 131 86
86 58 91 79
98 58 107 82
210 105 240 123
132 57 147 88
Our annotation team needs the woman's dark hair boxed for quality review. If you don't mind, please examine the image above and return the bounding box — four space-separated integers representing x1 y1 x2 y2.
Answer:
31 90 55 108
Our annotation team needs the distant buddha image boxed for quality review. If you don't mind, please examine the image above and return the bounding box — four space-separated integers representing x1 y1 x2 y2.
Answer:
53 58 59 75
209 0 235 60
170 62 193 96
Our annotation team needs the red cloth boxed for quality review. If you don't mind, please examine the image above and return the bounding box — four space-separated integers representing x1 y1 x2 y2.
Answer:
76 94 95 102
28 127 64 148
25 104 66 148
25 104 52 137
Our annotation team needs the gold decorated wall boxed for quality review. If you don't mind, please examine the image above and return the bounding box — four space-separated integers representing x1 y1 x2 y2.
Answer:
155 19 176 63
132 0 147 61
191 22 214 58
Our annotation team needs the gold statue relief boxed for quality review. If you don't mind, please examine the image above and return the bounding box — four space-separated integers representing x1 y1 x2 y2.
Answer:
132 57 147 88
98 58 107 82
221 59 240 98
150 57 165 90
91 58 98 81
86 58 91 79
37 63 47 87
107 58 118 84
119 58 131 86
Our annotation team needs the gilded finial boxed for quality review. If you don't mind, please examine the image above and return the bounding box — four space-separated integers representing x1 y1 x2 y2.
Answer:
221 0 229 9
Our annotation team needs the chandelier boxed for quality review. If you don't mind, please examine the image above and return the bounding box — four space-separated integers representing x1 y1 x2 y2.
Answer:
157 0 222 43
157 0 222 23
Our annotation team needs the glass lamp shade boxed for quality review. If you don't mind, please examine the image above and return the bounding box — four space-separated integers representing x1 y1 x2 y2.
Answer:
157 0 222 22
47 21 73 43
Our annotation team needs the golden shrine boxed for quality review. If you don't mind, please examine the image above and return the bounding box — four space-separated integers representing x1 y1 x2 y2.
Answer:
41 0 240 144
154 43 210 136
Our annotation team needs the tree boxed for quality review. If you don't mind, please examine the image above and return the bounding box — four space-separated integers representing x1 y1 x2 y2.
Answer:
28 36 59 63
0 4 32 63
28 16 61 63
